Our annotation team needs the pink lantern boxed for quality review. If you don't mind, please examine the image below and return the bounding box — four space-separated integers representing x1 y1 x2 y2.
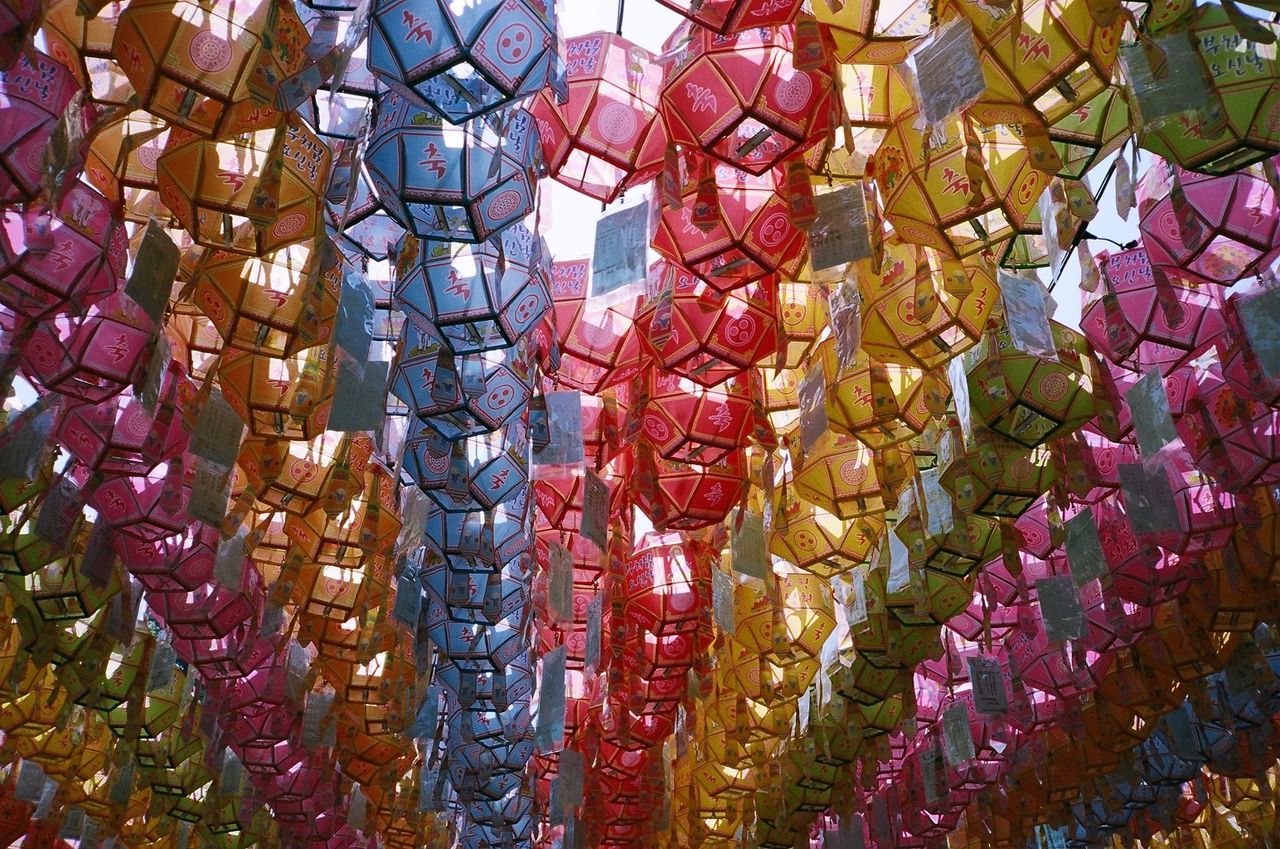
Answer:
0 182 127 321
530 33 667 203
641 369 755 465
1137 155 1280 288
55 366 192 476
114 524 218 592
548 259 646 394
1218 281 1280 409
1081 246 1224 376
1178 364 1280 491
654 0 804 32
19 293 154 404
659 23 833 175
1121 452 1243 556
650 156 808 285
0 48 85 205
88 460 192 542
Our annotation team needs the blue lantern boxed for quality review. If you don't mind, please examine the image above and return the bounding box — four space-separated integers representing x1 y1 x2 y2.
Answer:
365 91 539 242
394 225 551 353
368 0 560 124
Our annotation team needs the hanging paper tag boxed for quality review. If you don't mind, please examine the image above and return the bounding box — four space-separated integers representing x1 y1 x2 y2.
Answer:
558 748 585 809
920 746 944 803
1036 576 1086 642
535 645 567 753
1119 464 1181 535
1237 287 1280 379
942 703 976 764
393 567 422 627
999 273 1058 360
730 509 768 580
138 336 171 417
0 399 55 479
584 591 603 672
592 200 650 298
829 280 863 373
81 520 118 588
125 221 180 325
910 17 988 127
1125 370 1179 460
809 186 873 271
189 389 245 468
967 655 1008 715
329 360 389 432
1064 508 1107 586
16 762 47 802
187 458 233 526
580 469 609 551
1121 34 1214 128
887 524 911 593
798 360 829 453
335 269 376 371
548 541 574 624
533 390 584 466
712 568 736 636
35 474 84 545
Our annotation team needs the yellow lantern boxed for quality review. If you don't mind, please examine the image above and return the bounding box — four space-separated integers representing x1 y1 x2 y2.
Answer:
187 239 341 358
813 0 932 64
776 280 829 369
112 0 309 137
157 115 332 256
788 431 893 521
769 497 884 578
817 342 915 448
857 238 998 370
218 346 334 441
44 0 135 106
873 112 1048 257
84 111 175 222
1049 84 1132 180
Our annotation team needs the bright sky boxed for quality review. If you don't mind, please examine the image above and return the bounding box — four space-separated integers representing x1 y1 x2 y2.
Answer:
545 0 1141 333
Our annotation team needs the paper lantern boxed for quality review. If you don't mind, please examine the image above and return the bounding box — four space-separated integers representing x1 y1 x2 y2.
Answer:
42 0 133 106
116 523 218 593
818 343 915 448
1081 245 1225 375
83 111 173 222
1219 282 1280 409
769 496 883 578
548 259 646 394
788 431 891 521
0 182 127 322
1136 155 1280 289
651 157 808 285
857 239 996 371
1049 84 1132 180
633 450 748 531
811 0 930 64
872 111 1046 257
392 225 551 354
367 0 558 124
112 0 309 137
655 0 802 32
20 294 155 404
966 319 1097 449
405 422 529 513
634 263 781 387
218 347 333 440
55 380 191 476
187 239 342 358
365 92 537 243
1139 5 1280 173
641 369 754 465
0 47 86 205
659 23 833 174
158 115 332 256
530 32 666 202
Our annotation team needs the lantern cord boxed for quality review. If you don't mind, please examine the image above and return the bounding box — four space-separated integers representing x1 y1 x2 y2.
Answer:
1077 230 1138 252
616 0 625 35
1050 155 1118 291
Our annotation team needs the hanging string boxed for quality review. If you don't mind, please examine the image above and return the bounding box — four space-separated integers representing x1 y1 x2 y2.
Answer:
616 0 626 35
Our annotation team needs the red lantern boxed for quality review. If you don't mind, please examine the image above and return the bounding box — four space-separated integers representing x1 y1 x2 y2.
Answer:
0 48 85 205
659 24 833 175
632 449 748 530
548 259 646 394
650 157 808 285
640 369 755 465
634 262 781 387
531 33 667 203
655 0 804 32
0 183 127 321
1137 155 1280 289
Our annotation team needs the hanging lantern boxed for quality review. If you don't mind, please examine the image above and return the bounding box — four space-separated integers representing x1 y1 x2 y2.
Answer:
55 378 191 476
366 92 538 243
549 259 646 394
633 450 748 531
1136 155 1280 289
818 343 914 448
788 431 893 521
112 0 310 137
655 0 803 33
531 32 667 202
857 239 997 371
659 23 833 175
20 293 155 404
942 425 1056 518
651 156 809 285
158 115 333 256
634 263 781 387
811 0 930 64
43 0 133 106
966 318 1097 449
0 47 86 205
83 111 173 222
769 495 884 578
218 346 333 440
1049 85 1132 180
873 111 1047 257
116 523 218 593
641 369 755 465
1138 5 1280 174
0 182 127 322
392 225 551 354
367 0 558 125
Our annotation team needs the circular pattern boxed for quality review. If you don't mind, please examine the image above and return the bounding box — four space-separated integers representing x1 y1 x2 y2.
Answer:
487 189 524 221
773 72 813 114
271 212 308 240
496 23 533 65
1039 372 1069 403
644 414 671 442
758 211 790 248
595 101 640 146
839 459 869 487
188 30 234 75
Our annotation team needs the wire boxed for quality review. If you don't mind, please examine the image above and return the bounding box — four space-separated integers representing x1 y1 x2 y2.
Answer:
616 0 625 35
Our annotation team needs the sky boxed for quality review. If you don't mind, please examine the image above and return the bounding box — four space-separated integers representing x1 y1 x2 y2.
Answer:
546 0 1152 333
